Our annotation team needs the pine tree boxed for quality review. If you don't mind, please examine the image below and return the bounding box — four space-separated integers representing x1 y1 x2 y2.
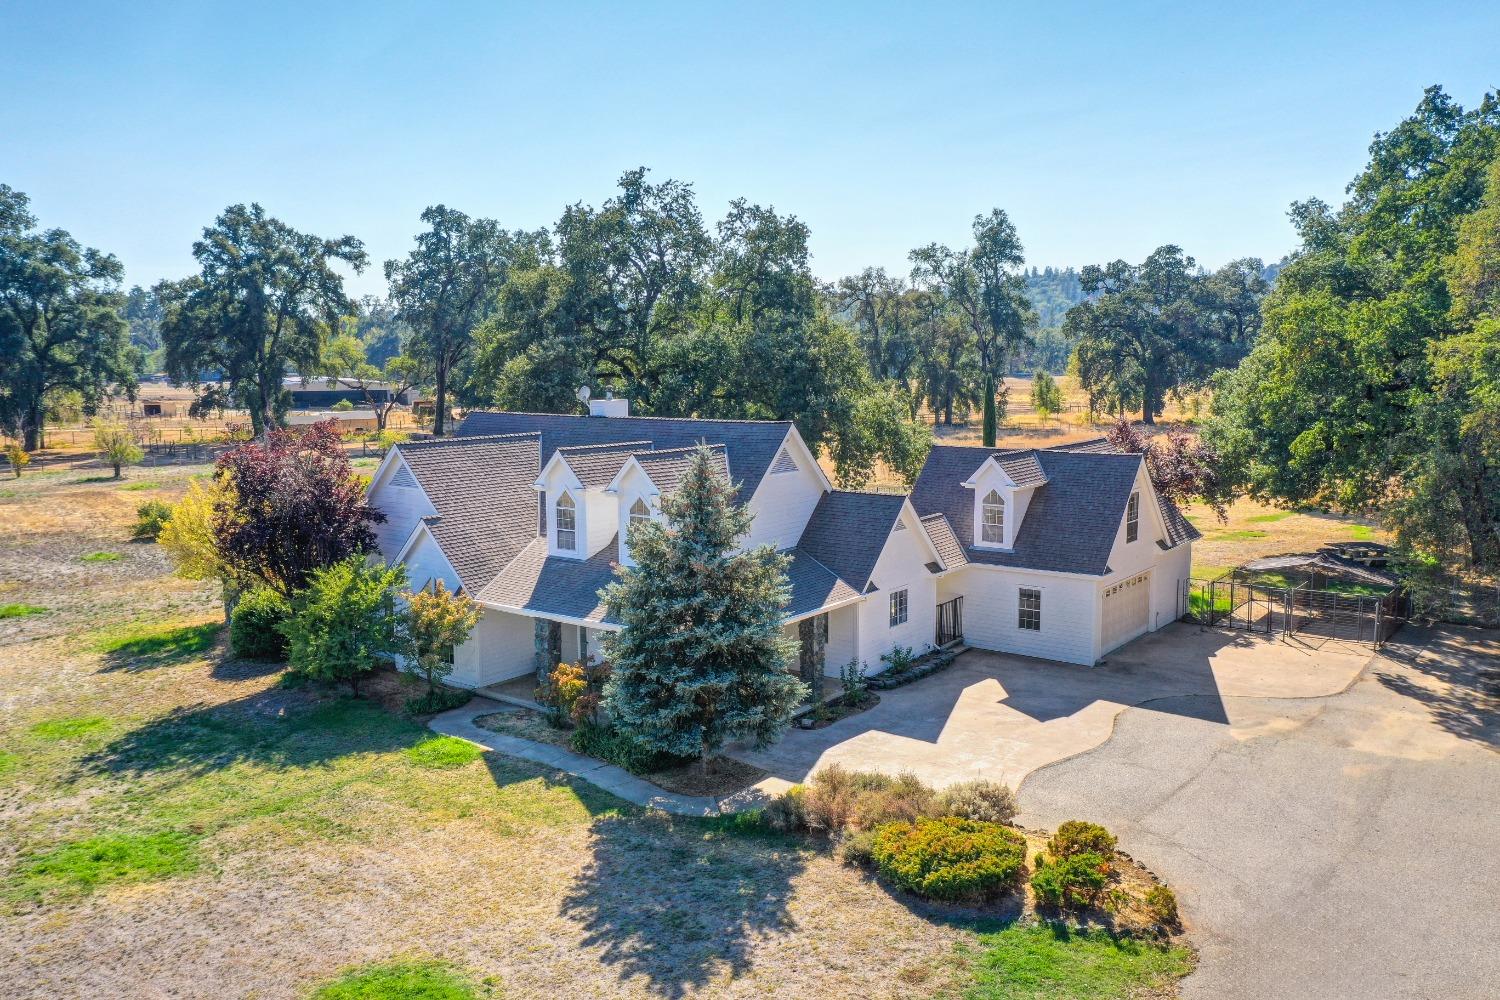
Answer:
601 446 805 773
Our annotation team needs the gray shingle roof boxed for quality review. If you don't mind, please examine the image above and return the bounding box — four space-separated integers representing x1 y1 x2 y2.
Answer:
782 549 863 618
995 453 1048 487
1157 496 1201 548
556 440 652 487
910 445 1144 576
458 411 792 499
796 491 906 592
477 537 618 623
394 433 542 592
1049 437 1117 454
919 513 968 568
629 445 729 494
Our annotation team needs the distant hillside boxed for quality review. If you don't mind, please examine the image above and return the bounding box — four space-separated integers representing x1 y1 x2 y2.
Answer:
1024 267 1088 327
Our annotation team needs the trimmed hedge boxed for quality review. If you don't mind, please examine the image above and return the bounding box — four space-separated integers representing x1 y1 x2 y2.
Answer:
229 588 291 660
870 816 1026 901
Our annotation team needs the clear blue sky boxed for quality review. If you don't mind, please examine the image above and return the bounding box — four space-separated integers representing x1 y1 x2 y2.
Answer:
4 1 1497 298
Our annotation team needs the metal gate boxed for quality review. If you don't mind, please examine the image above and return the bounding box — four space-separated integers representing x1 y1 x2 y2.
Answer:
936 596 964 646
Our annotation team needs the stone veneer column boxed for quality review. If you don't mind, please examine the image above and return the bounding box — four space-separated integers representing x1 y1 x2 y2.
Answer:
533 617 553 682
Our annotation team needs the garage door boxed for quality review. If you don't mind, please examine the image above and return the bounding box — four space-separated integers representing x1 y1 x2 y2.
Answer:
1102 572 1151 652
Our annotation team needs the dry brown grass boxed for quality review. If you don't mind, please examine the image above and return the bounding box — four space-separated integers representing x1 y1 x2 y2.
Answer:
1180 496 1387 578
0 467 968 1000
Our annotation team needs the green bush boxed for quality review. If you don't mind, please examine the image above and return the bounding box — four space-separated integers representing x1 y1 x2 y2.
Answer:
330 398 355 411
1145 884 1180 926
283 556 407 696
937 779 1018 825
1030 851 1112 911
1048 820 1117 859
871 817 1027 901
569 719 669 774
838 828 879 867
763 785 808 832
403 686 471 716
230 588 291 660
131 500 173 540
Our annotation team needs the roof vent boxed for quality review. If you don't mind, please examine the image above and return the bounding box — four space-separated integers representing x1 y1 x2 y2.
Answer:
770 446 798 474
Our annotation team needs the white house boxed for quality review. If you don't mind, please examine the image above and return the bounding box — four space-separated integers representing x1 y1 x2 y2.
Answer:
364 398 1199 691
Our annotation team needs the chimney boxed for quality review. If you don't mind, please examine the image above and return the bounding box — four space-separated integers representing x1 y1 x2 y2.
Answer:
587 388 629 418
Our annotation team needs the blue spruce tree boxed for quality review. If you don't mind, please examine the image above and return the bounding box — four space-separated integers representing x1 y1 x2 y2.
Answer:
601 446 806 774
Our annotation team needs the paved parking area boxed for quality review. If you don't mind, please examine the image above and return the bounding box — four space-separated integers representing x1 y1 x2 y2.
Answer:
1019 626 1499 999
732 623 1372 789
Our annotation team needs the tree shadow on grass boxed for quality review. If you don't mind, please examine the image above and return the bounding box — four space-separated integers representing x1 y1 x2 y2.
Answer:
80 690 425 779
96 622 224 673
559 812 808 998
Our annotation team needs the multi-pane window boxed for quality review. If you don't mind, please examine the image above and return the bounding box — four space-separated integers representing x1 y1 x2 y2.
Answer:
982 489 1005 544
889 588 909 627
629 497 651 530
1018 588 1041 631
1126 492 1140 543
555 493 576 551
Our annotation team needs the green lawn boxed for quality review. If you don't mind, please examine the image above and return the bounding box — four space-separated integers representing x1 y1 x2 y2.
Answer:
1209 529 1268 542
10 831 201 902
1346 524 1377 541
309 959 488 1000
80 551 122 563
1188 591 1231 618
0 603 47 618
118 481 161 491
92 621 224 667
961 922 1195 999
1246 511 1294 523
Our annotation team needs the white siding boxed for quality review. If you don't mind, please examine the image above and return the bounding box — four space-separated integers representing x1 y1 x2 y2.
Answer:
612 464 659 567
451 608 535 688
581 488 615 558
368 454 437 560
824 603 859 676
947 565 1100 665
857 510 940 671
1099 461 1192 637
401 529 461 594
1149 542 1191 632
744 432 826 551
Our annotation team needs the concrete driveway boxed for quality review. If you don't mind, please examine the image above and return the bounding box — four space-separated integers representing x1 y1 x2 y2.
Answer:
1019 625 1500 1000
732 623 1373 790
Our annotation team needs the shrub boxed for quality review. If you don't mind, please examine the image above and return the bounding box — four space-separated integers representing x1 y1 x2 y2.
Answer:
839 658 868 704
1145 884 1180 926
800 765 939 834
870 817 1027 901
403 687 471 716
545 657 611 727
762 785 808 832
330 398 355 411
936 780 1018 825
283 556 406 695
569 719 668 774
132 500 173 540
880 645 916 675
92 419 143 478
838 828 879 867
230 588 291 660
1048 820 1118 860
397 580 479 696
4 442 29 478
1030 851 1112 911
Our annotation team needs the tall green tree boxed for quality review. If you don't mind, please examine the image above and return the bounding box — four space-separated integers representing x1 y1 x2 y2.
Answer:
1207 86 1500 571
0 184 134 450
385 205 545 435
317 326 427 431
602 447 806 774
157 203 367 436
1066 248 1265 423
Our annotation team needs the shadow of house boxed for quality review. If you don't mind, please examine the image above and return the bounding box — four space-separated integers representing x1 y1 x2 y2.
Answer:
1374 626 1499 750
559 813 807 998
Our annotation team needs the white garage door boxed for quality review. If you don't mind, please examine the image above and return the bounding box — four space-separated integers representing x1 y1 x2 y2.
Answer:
1102 572 1151 652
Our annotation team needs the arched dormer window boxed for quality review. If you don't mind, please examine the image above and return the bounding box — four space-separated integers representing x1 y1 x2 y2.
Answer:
629 497 651 530
555 492 577 551
981 489 1005 544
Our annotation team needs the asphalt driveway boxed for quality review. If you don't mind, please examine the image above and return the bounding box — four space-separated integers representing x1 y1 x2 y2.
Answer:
1018 626 1500 999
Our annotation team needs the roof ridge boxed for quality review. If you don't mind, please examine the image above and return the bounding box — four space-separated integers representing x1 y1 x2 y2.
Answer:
398 431 540 450
826 488 908 499
463 409 792 426
557 439 654 454
635 442 727 457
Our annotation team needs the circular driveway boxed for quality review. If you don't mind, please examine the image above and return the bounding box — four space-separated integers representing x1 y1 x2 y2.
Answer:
1018 626 1500 1000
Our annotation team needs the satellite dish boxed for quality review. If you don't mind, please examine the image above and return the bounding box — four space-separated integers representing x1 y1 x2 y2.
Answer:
576 385 592 402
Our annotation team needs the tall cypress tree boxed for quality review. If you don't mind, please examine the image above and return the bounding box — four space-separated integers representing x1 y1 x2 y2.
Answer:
601 447 805 773
981 374 997 447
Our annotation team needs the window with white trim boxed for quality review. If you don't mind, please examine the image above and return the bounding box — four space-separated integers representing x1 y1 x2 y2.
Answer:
982 489 1005 544
629 497 651 527
1018 588 1041 631
555 492 576 551
1126 491 1140 543
889 588 909 627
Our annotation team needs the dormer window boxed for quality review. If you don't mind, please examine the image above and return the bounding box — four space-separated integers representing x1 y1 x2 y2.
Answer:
982 490 1005 544
629 497 651 531
1126 492 1139 543
555 492 577 551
